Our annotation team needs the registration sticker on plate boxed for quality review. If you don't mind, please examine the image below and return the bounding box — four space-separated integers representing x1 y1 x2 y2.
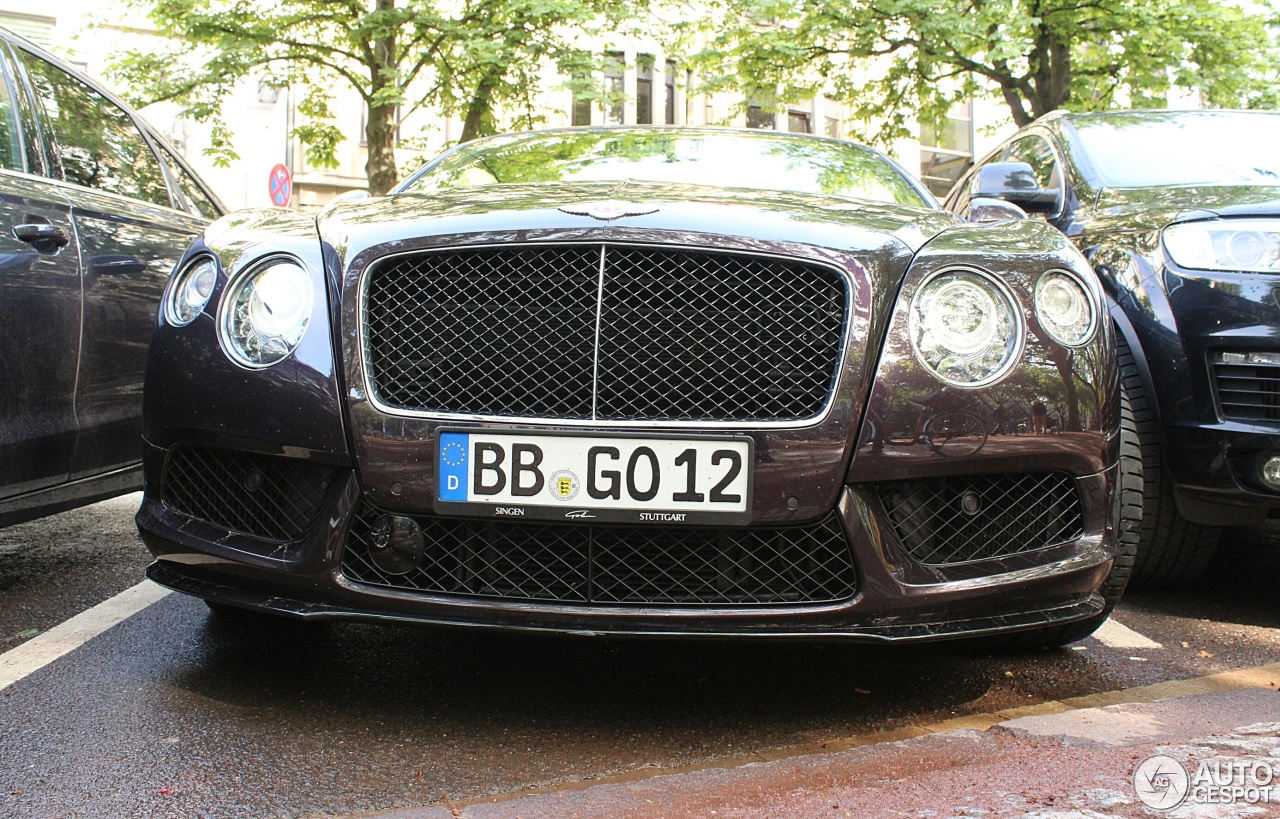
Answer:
434 429 753 525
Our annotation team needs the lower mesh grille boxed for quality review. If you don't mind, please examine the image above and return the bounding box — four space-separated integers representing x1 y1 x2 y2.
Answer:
340 507 857 605
876 472 1083 565
1213 352 1280 422
162 446 335 542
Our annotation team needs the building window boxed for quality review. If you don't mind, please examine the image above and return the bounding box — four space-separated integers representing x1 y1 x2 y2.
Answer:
571 73 592 126
0 12 54 48
636 54 654 125
825 116 840 139
919 101 974 197
605 51 624 125
665 61 677 125
788 110 811 134
257 79 280 104
571 97 592 126
745 95 775 129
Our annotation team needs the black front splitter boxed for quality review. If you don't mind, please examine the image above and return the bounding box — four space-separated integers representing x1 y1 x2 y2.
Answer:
146 562 1106 644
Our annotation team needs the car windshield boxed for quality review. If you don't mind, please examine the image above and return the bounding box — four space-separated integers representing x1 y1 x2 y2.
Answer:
401 129 929 206
1069 112 1280 188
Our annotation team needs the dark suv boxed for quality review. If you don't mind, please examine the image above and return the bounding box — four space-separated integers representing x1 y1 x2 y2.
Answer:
0 29 223 527
948 110 1280 585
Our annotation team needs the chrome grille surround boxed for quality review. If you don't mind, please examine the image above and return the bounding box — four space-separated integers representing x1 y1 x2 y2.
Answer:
359 242 852 427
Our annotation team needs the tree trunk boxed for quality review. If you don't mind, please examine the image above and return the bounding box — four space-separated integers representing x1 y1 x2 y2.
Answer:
459 75 498 143
363 0 398 196
1027 22 1072 120
364 101 398 196
1000 83 1034 127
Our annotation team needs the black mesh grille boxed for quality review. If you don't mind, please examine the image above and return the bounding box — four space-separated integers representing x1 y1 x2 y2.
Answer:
1213 354 1280 422
341 507 857 605
162 447 335 542
363 244 847 422
876 472 1084 565
366 245 599 418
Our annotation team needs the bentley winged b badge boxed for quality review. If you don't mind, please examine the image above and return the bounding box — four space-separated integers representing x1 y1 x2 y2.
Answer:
558 200 660 221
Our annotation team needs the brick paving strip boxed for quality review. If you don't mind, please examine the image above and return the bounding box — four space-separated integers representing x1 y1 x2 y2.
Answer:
344 662 1280 819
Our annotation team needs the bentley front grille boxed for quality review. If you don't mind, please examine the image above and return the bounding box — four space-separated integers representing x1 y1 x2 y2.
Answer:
362 243 848 423
1213 351 1280 423
876 472 1084 565
340 506 858 606
162 446 334 542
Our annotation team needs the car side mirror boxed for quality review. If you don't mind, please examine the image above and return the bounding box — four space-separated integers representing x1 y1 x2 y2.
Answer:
963 197 1030 224
971 162 1061 214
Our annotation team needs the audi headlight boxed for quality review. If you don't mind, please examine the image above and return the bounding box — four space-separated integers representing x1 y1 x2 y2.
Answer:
165 256 217 326
1034 270 1096 346
219 258 313 368
1163 219 1280 273
910 267 1023 387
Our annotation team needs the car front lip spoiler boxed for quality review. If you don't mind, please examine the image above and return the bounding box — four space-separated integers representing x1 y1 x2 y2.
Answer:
146 562 1106 643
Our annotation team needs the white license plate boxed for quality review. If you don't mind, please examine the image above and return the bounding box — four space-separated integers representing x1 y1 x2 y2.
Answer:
435 430 753 524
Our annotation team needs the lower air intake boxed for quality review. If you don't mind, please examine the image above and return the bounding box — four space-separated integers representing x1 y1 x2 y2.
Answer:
876 472 1084 565
162 446 334 542
340 507 858 606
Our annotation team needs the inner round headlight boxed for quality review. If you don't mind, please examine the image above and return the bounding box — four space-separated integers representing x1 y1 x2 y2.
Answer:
1226 231 1267 268
220 258 313 368
910 267 1022 387
166 257 217 326
1034 270 1096 347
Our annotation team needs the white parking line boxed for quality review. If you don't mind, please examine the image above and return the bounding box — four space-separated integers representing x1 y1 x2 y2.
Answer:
1092 617 1163 649
0 580 171 692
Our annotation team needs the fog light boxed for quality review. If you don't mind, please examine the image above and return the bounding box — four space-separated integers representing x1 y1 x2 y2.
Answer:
243 468 264 493
368 515 425 575
1261 456 1280 490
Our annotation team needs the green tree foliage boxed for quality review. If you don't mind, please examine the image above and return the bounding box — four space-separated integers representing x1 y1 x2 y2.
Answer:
689 0 1280 146
111 0 638 195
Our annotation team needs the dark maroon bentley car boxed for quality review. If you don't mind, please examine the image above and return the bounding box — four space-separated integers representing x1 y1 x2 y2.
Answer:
137 127 1138 646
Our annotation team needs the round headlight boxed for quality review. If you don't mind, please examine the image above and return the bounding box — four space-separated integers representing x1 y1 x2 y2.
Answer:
220 258 313 368
910 267 1023 387
1225 231 1267 268
166 257 217 326
1034 270 1096 347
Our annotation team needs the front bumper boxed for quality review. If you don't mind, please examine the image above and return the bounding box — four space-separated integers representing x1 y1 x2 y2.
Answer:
138 219 1120 641
137 450 1117 642
1127 263 1280 523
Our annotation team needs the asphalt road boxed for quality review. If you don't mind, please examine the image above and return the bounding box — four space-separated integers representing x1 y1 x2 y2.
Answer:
1 494 1277 818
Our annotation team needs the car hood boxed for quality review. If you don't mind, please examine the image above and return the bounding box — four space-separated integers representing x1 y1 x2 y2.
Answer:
315 180 958 263
1093 182 1280 231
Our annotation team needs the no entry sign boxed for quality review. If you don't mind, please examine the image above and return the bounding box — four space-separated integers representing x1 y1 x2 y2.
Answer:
269 163 292 207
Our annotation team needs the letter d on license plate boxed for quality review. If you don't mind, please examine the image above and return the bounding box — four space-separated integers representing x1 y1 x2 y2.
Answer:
434 429 753 525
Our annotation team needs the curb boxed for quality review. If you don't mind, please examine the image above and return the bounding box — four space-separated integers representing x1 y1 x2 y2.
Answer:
342 661 1280 818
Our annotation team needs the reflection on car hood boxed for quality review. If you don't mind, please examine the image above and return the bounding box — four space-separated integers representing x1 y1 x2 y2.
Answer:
1096 183 1280 230
316 180 958 257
